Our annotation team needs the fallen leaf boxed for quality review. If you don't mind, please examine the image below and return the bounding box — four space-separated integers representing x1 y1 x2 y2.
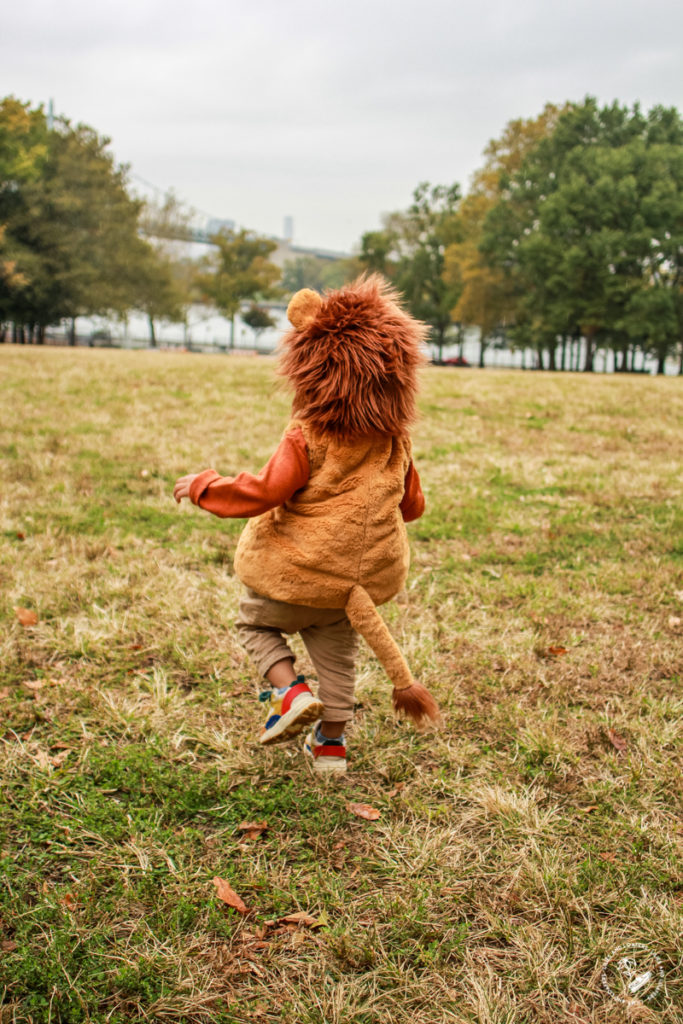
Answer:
547 645 568 657
237 820 268 840
580 805 599 813
279 911 321 928
347 802 380 821
16 531 25 541
14 607 38 627
23 679 45 691
59 893 77 910
332 840 347 851
669 615 682 628
599 852 617 863
49 750 71 768
606 728 627 755
212 876 248 914
0 688 10 700
1 940 17 952
674 590 683 603
387 782 406 798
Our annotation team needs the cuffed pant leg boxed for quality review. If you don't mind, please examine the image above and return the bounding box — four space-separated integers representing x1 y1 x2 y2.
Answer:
235 589 297 679
300 615 359 723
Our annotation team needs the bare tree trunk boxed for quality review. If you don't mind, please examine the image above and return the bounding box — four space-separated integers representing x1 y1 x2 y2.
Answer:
679 343 683 376
69 318 77 346
548 342 556 371
560 336 566 371
478 332 487 368
148 315 157 347
583 329 595 372
37 324 45 344
0 323 6 343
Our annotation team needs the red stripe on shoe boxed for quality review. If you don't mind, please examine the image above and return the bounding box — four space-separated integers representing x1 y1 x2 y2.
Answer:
314 744 346 758
281 682 312 714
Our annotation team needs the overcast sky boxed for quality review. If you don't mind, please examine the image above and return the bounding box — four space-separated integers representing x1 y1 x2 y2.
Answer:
2 0 682 252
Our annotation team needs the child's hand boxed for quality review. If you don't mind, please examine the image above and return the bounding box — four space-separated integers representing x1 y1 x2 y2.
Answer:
173 474 198 503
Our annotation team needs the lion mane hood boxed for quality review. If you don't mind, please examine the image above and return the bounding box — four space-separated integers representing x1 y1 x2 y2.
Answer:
278 274 428 440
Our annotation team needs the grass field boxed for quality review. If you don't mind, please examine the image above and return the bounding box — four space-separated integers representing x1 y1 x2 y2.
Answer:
1 346 682 1024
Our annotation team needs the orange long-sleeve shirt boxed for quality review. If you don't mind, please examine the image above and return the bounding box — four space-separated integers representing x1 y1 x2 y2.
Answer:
188 426 425 522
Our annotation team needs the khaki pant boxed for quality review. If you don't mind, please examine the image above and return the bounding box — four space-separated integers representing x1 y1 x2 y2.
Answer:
236 587 359 722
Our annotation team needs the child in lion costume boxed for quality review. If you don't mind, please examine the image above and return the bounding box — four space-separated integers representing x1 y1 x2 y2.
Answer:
174 274 440 773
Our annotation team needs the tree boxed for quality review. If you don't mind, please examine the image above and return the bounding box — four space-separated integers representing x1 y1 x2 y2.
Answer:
281 254 356 294
0 97 49 339
2 104 155 341
137 191 198 344
482 99 683 373
359 183 461 358
444 104 567 367
242 304 276 344
199 228 280 347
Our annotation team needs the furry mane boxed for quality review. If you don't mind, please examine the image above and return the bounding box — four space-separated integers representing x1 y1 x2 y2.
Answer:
278 274 428 440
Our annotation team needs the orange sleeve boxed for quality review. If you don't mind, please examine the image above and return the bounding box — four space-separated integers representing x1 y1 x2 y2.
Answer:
400 460 425 522
188 427 309 518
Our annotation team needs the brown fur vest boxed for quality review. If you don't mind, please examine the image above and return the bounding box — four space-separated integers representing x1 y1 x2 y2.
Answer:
234 419 412 609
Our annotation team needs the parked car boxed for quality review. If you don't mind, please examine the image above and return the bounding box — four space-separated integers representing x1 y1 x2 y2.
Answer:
433 355 470 367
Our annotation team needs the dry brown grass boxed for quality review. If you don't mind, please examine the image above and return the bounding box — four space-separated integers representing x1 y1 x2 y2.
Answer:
0 346 681 1023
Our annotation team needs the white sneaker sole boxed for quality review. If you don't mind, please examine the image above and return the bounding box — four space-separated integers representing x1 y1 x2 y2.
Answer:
259 692 324 746
303 731 347 773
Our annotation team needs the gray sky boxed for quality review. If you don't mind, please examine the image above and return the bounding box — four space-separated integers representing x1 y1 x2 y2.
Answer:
2 0 682 252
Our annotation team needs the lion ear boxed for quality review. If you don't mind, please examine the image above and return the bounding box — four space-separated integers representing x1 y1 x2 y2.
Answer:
287 289 322 329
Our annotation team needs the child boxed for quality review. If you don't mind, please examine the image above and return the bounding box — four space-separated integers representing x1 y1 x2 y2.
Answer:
174 275 440 773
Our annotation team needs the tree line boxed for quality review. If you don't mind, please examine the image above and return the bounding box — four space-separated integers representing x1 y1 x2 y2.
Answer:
1 95 681 372
358 99 683 374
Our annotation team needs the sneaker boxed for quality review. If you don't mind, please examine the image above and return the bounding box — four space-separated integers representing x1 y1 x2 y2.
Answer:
303 721 347 773
258 675 324 746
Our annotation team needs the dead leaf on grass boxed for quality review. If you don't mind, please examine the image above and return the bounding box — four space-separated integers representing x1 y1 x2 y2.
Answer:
237 820 268 840
212 876 249 914
23 679 45 691
605 728 628 755
547 645 568 657
668 615 682 629
59 893 78 910
347 802 380 821
1 940 17 952
387 782 406 798
279 911 321 928
14 607 38 627
49 750 71 767
0 688 10 700
580 805 599 813
599 852 617 863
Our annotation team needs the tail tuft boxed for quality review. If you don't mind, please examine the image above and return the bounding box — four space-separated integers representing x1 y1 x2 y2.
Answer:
392 681 441 728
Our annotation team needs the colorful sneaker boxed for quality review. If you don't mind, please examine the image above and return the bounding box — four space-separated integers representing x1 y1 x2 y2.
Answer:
303 721 347 773
258 675 324 746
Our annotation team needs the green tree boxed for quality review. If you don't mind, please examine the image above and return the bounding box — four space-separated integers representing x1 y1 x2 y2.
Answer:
242 304 276 344
199 228 280 347
281 254 356 294
0 97 49 339
4 107 153 342
137 191 198 344
482 99 683 373
360 183 461 358
444 104 566 367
